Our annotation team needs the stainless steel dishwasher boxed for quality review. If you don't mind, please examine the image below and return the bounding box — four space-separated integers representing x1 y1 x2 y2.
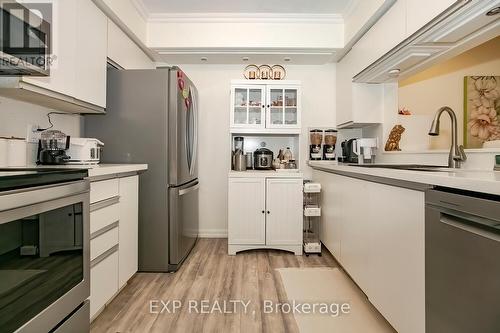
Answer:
426 188 500 333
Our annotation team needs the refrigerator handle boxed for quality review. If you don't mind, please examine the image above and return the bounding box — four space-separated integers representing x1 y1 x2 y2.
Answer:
190 85 198 175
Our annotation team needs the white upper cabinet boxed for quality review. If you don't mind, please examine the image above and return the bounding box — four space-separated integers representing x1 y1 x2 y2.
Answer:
353 0 499 84
22 0 77 98
230 80 301 132
406 0 457 37
75 0 107 108
266 86 301 129
107 20 156 70
230 85 266 129
0 0 108 113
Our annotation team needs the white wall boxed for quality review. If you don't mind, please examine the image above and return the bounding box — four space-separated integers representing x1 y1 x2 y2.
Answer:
180 64 336 237
0 97 83 164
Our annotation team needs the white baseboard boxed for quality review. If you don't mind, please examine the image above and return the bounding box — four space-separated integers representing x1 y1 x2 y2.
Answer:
198 229 228 238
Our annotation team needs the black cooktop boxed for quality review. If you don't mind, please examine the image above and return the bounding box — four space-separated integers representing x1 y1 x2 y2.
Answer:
0 168 88 192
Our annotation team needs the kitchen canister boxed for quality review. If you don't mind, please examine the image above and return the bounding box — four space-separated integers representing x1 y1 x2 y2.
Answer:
7 138 27 167
0 137 7 167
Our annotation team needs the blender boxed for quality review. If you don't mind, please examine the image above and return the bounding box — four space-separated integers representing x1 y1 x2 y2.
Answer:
37 130 71 165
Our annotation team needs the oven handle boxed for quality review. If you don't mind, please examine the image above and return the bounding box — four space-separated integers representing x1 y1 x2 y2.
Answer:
0 180 89 213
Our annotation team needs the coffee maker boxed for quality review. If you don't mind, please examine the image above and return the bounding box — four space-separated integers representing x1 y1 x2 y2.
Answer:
353 138 378 164
37 130 71 165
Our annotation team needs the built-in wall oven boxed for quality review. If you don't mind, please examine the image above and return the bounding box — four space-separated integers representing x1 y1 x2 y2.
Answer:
426 188 500 333
0 174 90 333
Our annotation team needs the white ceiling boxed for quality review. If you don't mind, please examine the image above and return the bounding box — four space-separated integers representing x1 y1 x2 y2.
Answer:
139 0 351 14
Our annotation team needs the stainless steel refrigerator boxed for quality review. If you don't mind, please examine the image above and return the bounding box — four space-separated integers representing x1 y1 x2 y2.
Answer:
85 67 199 272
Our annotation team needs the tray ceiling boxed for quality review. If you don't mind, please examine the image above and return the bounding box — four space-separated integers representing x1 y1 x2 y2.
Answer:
138 0 352 14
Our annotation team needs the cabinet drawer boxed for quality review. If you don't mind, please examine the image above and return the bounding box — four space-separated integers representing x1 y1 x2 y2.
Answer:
90 225 119 261
90 179 119 204
90 200 120 235
90 249 118 320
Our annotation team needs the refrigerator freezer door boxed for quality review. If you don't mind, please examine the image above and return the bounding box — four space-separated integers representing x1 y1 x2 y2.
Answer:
169 179 199 271
169 69 199 186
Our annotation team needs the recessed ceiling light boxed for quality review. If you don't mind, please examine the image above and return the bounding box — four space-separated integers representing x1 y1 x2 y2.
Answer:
486 6 500 16
242 57 249 61
388 69 400 77
284 57 291 62
200 57 208 61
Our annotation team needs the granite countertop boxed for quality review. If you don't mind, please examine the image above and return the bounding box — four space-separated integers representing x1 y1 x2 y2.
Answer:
309 161 500 196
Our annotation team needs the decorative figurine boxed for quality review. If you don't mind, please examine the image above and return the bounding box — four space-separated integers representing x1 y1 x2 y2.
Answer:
385 125 406 151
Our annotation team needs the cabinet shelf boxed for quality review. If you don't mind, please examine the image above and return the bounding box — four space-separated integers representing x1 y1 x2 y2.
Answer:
230 128 301 135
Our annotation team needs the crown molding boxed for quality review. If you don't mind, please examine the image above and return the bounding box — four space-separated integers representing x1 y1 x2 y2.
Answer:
342 0 361 19
154 47 337 55
147 12 344 24
131 0 150 21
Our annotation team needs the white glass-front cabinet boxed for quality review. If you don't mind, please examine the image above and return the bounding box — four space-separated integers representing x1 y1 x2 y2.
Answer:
266 86 300 129
230 85 266 129
230 81 301 130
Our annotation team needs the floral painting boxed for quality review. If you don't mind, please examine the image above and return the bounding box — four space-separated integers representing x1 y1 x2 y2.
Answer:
464 76 500 148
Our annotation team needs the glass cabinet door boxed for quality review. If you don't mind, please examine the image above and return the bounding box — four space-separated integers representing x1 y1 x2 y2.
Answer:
231 86 265 128
267 86 300 128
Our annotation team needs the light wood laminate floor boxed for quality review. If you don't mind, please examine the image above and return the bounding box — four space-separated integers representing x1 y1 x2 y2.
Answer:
91 238 338 333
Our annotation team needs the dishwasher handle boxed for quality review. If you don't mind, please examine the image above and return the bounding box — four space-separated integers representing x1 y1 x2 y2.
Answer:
439 210 500 243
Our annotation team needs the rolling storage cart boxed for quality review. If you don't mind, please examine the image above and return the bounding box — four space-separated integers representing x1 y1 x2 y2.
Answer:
303 181 321 256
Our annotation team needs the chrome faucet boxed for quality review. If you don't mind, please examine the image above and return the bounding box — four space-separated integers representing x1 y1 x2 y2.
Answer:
428 106 467 168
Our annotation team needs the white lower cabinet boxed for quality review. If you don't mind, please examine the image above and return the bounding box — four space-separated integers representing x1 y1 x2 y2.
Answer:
118 176 139 288
228 177 266 245
228 176 303 255
89 175 140 321
313 170 425 333
265 178 303 245
90 249 119 319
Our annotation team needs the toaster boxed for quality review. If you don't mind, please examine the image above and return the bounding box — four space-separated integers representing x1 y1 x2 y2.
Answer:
67 138 104 164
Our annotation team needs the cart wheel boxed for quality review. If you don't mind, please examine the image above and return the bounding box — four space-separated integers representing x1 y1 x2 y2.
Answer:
305 254 309 257
318 253 322 257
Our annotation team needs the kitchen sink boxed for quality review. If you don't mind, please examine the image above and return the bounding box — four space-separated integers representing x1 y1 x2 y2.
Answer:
348 164 452 172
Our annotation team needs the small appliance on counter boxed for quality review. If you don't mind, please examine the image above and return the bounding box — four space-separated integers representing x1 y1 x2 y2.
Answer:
37 130 71 165
67 138 104 164
233 149 247 171
353 138 378 164
338 139 358 163
245 152 253 169
323 129 337 160
309 129 323 160
254 148 273 170
232 136 247 171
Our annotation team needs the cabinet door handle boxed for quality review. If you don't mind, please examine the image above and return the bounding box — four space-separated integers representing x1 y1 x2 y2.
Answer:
267 211 270 214
261 210 265 214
